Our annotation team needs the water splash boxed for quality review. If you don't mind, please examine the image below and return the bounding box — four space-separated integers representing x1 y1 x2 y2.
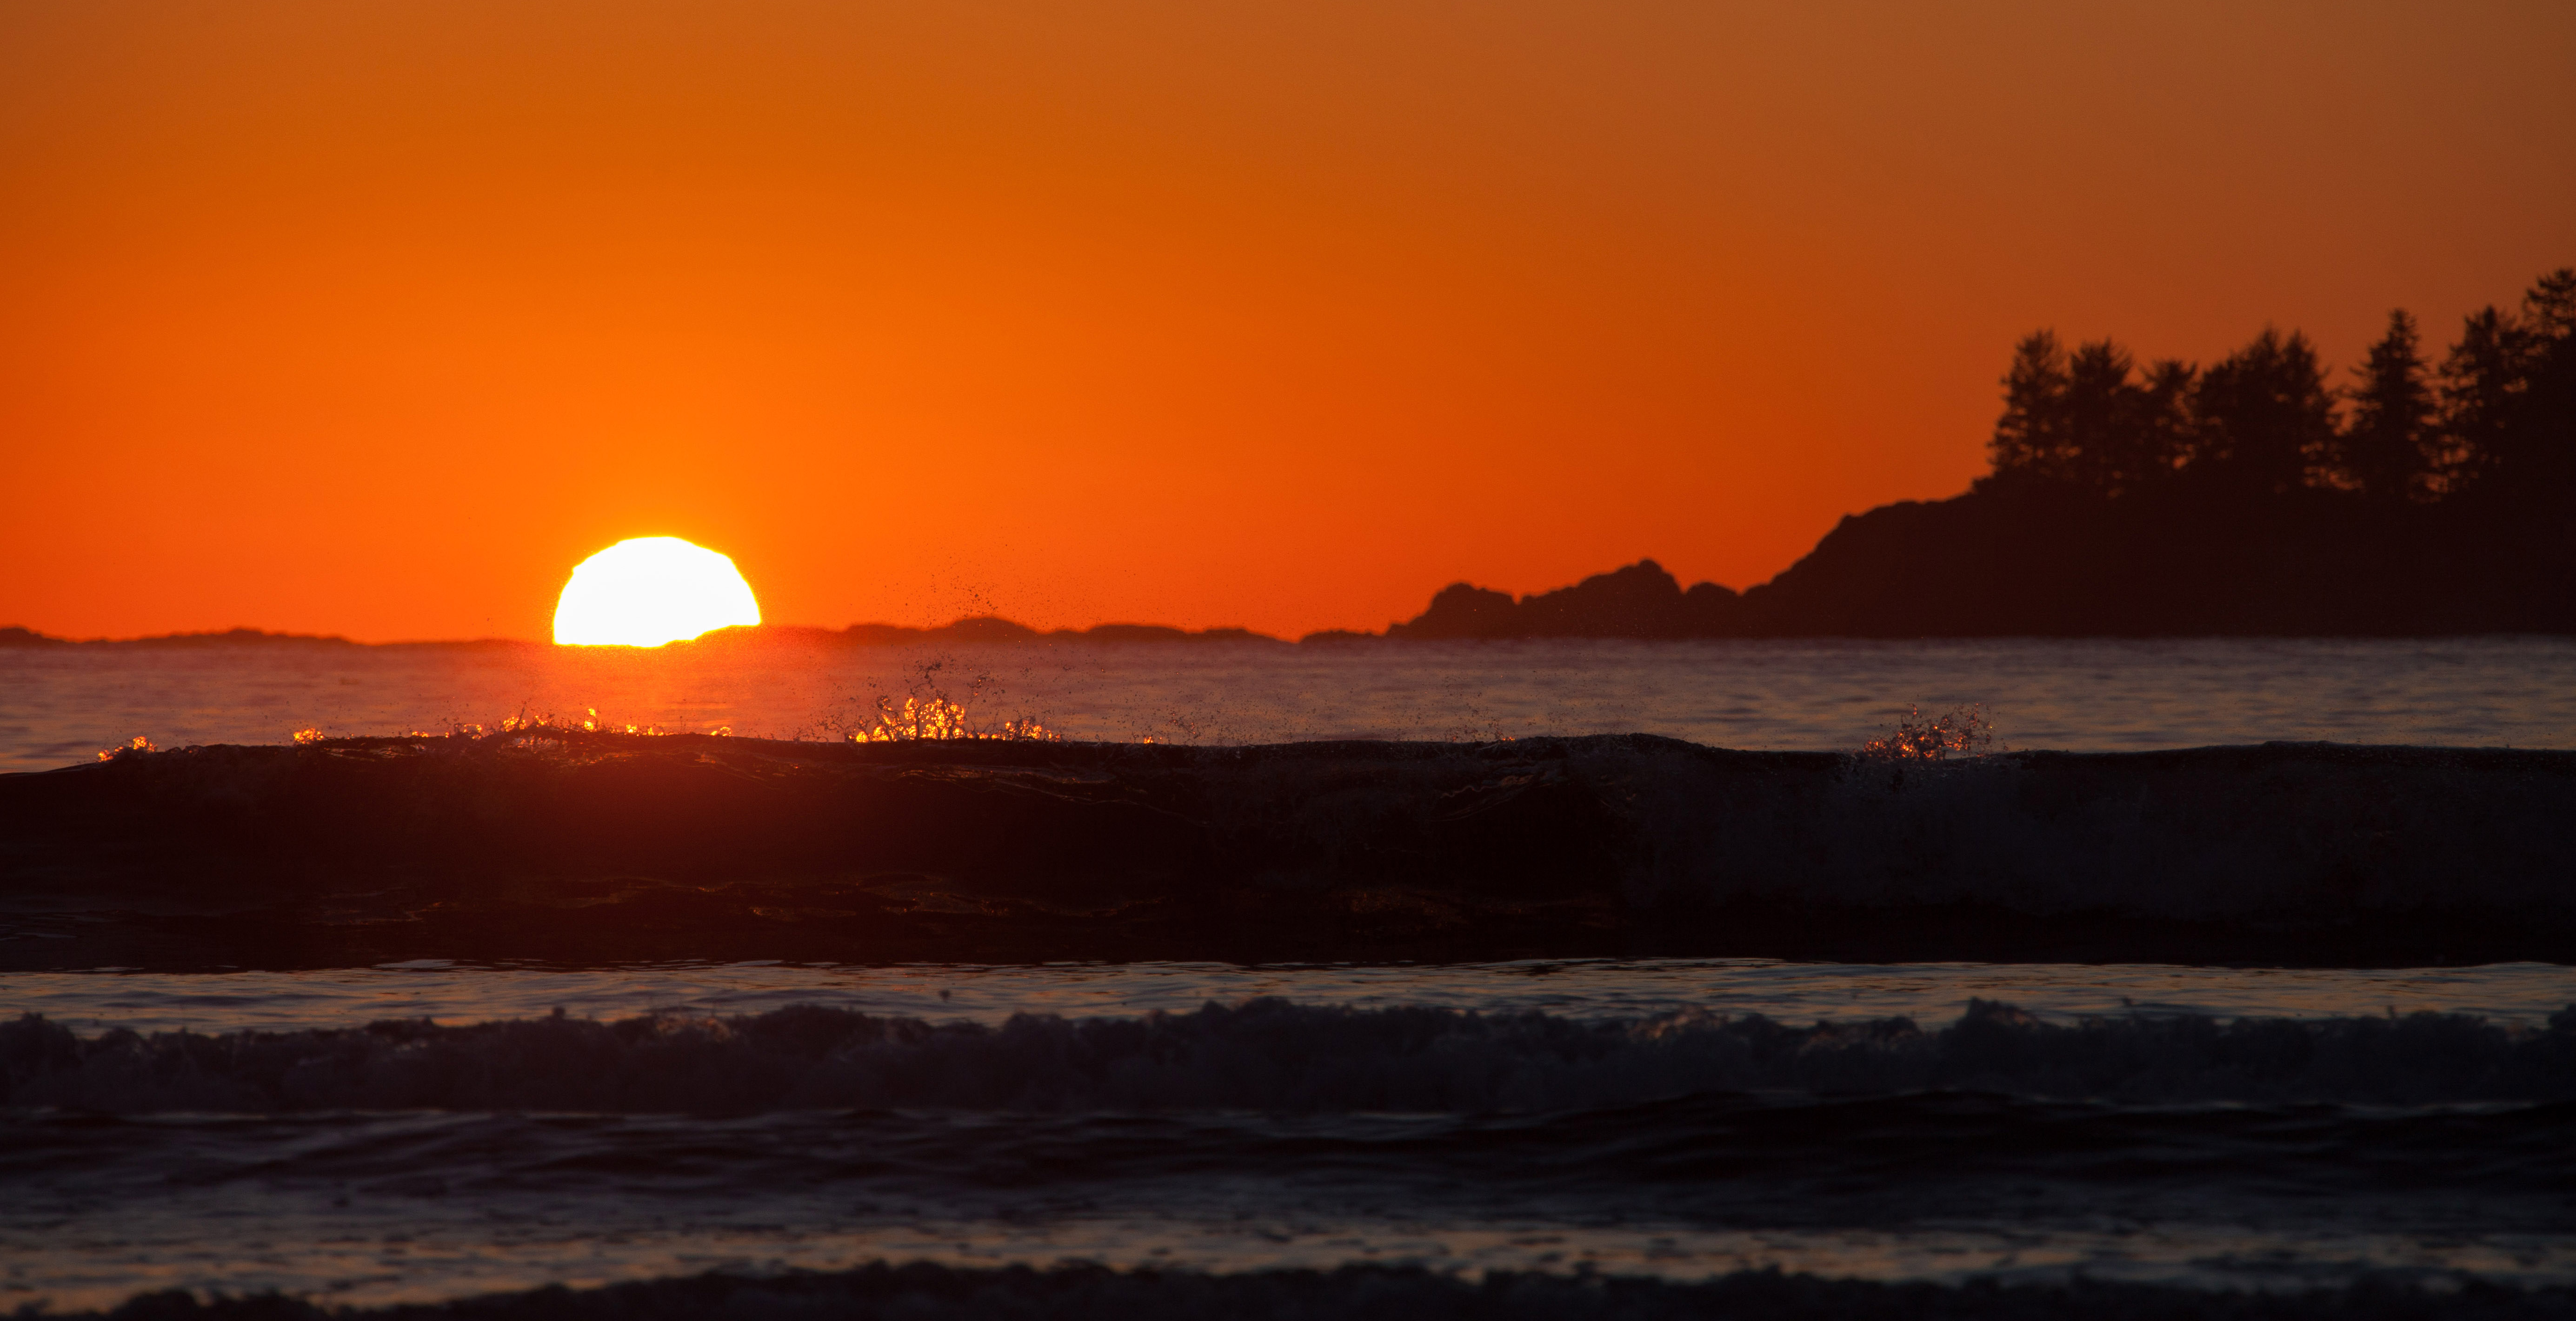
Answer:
1856 704 1997 763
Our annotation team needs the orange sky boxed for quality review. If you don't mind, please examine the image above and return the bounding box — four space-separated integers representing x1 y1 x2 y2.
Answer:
4 1 2572 641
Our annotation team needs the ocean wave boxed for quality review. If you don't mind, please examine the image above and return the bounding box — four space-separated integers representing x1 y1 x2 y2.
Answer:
62 1262 2576 1321
8 999 2573 1114
6 734 2573 966
20 1091 2575 1213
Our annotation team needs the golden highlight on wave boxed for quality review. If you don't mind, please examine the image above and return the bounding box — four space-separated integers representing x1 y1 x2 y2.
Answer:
1856 704 1997 763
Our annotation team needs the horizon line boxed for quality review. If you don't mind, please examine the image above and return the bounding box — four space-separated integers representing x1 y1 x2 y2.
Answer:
0 620 1341 649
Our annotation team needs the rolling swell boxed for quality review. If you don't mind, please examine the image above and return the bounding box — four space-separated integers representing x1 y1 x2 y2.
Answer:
22 1094 2576 1211
9 999 2575 1113
2 732 2572 967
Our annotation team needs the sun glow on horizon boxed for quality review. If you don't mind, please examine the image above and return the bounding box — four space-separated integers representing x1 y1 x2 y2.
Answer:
552 537 761 647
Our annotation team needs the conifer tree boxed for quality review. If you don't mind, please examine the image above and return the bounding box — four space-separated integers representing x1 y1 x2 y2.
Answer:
2336 309 2435 501
1986 330 2071 484
2058 339 2136 492
2507 269 2576 502
1983 333 2193 496
2187 327 2337 494
2070 342 2195 495
2130 359 2197 490
2436 306 2530 494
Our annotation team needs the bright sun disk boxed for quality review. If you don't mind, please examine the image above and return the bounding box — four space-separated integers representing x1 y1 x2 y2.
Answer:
553 537 761 647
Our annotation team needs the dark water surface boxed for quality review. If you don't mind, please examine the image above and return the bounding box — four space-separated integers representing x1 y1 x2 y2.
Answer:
4 640 2574 1315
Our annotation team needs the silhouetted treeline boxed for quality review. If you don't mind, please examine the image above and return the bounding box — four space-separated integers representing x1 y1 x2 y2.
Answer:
1385 267 2574 638
1982 269 2574 507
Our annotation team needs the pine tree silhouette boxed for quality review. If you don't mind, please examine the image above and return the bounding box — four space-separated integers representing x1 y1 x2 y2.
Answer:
1985 330 2072 485
2131 358 2197 490
2437 306 2532 495
2502 269 2576 505
1982 333 2186 495
2187 327 2337 495
2336 309 2436 502
2057 339 2134 492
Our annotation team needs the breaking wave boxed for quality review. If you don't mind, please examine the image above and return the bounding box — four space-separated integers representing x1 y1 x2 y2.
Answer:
9 734 2576 966
9 998 2574 1114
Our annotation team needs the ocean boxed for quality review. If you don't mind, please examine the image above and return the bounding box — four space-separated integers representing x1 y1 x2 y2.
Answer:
4 636 2574 1318
7 634 2576 772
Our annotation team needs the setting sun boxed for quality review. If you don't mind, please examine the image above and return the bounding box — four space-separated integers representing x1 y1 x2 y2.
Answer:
552 537 761 647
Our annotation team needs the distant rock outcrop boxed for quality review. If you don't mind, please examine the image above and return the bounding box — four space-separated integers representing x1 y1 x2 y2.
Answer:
0 627 366 648
1383 584 1519 640
704 618 1284 647
1385 560 1741 640
0 620 1288 650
